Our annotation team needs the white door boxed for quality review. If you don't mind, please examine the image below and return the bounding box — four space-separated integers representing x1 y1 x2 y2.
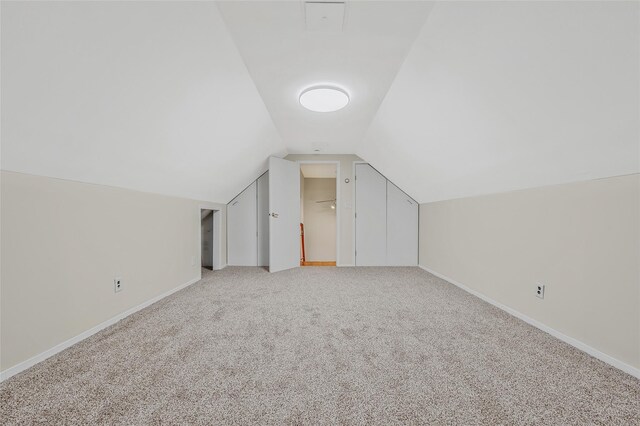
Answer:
269 157 300 272
386 181 418 265
227 182 257 266
355 164 387 266
257 172 269 267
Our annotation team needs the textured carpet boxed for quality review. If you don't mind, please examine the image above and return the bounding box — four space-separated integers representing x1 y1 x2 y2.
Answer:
1 267 639 425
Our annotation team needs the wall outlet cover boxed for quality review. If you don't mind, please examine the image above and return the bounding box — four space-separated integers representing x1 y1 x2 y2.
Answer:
536 284 545 299
114 277 123 293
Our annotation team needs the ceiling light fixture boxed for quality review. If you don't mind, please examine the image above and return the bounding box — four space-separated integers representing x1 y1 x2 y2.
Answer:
299 86 349 112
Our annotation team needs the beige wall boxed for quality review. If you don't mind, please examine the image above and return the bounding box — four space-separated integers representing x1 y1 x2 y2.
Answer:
303 178 337 262
285 154 362 266
419 174 640 370
0 171 226 372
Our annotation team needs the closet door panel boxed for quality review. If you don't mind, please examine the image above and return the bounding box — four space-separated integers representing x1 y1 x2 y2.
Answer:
355 164 387 266
257 172 269 267
386 181 418 266
227 182 257 266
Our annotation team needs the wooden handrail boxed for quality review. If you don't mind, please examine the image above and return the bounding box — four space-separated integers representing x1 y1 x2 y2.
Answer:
300 223 306 263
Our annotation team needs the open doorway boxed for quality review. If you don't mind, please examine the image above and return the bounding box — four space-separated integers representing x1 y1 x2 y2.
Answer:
299 163 338 266
201 209 214 272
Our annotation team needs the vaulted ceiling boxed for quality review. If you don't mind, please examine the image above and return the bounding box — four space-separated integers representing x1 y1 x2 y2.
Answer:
1 1 285 202
217 1 433 154
358 1 640 202
1 1 638 203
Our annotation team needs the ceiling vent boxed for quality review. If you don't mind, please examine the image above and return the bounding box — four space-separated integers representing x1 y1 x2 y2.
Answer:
305 2 345 32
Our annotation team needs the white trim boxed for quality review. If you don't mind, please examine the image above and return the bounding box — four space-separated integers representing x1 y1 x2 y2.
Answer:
215 263 228 271
0 276 201 382
418 265 640 379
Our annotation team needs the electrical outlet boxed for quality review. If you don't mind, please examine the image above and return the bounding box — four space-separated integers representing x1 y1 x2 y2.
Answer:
536 284 545 299
114 277 123 293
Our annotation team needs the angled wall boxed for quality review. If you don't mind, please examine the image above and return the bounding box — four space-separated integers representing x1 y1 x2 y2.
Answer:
358 1 639 203
1 1 285 202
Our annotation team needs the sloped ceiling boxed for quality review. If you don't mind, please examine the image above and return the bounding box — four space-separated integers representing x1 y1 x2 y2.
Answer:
0 1 285 202
357 1 640 203
2 2 638 204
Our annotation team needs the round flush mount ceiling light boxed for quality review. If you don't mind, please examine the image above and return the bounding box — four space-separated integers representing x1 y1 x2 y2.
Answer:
299 86 349 112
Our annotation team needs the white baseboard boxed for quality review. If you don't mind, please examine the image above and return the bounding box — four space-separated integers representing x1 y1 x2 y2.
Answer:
0 276 201 382
214 264 227 271
418 265 640 379
338 264 355 267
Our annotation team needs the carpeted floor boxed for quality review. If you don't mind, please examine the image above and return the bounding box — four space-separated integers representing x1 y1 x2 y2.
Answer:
1 267 639 425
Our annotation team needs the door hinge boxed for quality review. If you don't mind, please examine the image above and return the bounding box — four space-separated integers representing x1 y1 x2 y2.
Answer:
355 212 357 219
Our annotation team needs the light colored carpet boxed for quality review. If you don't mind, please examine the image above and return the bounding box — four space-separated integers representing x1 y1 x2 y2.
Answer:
1 267 639 425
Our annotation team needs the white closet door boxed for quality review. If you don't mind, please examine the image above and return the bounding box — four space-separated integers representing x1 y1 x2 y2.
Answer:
355 164 387 266
257 172 269 267
386 181 418 266
227 182 257 266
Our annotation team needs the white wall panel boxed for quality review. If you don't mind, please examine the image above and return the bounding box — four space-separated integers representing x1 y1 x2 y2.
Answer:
355 164 387 266
386 181 418 265
227 182 257 266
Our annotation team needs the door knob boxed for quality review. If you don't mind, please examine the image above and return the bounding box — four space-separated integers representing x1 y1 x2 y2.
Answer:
270 212 279 218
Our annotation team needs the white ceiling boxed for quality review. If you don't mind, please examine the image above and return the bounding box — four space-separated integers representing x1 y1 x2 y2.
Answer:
1 1 638 204
357 1 640 202
0 1 285 202
217 1 434 154
301 163 337 179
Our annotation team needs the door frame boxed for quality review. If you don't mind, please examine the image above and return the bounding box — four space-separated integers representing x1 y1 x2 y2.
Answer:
198 207 222 278
296 160 341 266
200 209 214 270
